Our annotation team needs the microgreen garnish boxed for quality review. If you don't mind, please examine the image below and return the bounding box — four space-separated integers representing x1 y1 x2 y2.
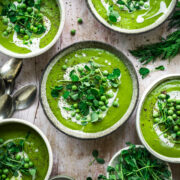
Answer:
0 132 37 179
97 143 171 180
108 6 120 23
139 67 150 79
155 65 165 71
89 150 105 165
1 0 46 44
86 177 92 180
153 92 180 143
51 61 121 125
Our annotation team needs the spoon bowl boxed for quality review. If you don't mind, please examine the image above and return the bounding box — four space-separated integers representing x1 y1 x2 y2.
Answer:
0 77 6 96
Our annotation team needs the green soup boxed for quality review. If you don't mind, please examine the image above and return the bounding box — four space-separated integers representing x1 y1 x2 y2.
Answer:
0 123 49 180
46 48 133 133
140 79 180 157
90 0 172 30
0 0 60 54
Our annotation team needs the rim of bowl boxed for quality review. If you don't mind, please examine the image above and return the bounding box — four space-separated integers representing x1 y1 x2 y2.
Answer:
136 74 180 163
86 0 177 34
0 118 53 180
0 0 65 59
107 145 173 179
50 175 75 180
40 40 139 140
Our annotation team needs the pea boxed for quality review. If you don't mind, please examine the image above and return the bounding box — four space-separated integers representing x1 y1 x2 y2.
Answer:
70 29 76 36
158 94 166 99
154 118 160 123
71 112 76 117
176 99 180 104
172 114 177 119
5 178 9 180
62 65 67 70
0 138 4 144
167 116 173 121
174 125 179 131
72 85 77 91
2 174 6 179
153 112 159 118
24 163 29 168
27 7 33 13
99 101 104 106
77 18 83 24
168 110 173 115
104 100 109 105
113 101 119 107
33 27 38 33
15 154 21 160
38 24 43 29
24 35 30 40
102 70 108 76
139 1 144 6
6 27 12 33
102 77 107 82
29 161 34 167
101 96 106 102
95 69 99 73
73 103 78 108
98 114 103 120
75 109 80 113
167 103 173 107
3 169 8 175
20 28 25 34
20 3 27 9
106 92 114 98
164 133 168 138
78 67 83 72
176 111 180 115
2 18 8 25
101 106 106 111
17 4 21 9
167 99 174 103
119 5 124 10
37 13 43 18
176 131 180 136
76 115 81 120
144 4 149 8
176 105 180 110
169 107 175 111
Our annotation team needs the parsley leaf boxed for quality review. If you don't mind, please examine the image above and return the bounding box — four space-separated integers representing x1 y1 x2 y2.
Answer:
139 67 150 79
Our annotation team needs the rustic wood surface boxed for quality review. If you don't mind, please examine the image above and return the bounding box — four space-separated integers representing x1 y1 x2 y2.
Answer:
0 0 180 179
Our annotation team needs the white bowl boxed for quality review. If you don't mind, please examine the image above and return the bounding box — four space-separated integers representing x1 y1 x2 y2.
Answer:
0 118 53 180
136 74 180 163
108 145 172 179
0 0 65 59
87 0 177 34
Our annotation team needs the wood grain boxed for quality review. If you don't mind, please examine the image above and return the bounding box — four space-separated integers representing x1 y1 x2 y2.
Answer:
0 0 180 179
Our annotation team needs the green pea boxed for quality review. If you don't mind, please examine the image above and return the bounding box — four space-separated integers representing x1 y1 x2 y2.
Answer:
104 100 109 105
174 125 179 131
33 27 38 33
17 4 21 9
176 99 180 104
153 112 159 118
176 105 180 110
25 157 30 162
17 0 22 2
78 67 83 72
15 154 21 160
72 85 77 91
101 106 106 111
168 110 173 115
139 1 144 5
144 4 149 8
158 94 166 99
73 103 78 108
37 24 43 29
62 65 67 70
102 77 107 82
2 18 8 25
76 115 81 120
176 111 180 115
106 92 114 98
24 35 30 40
29 161 34 167
0 138 4 144
99 101 104 106
172 114 177 119
102 70 108 76
101 96 106 102
76 109 80 113
95 69 99 73
20 28 25 34
98 114 103 120
167 103 173 107
20 3 27 9
167 116 173 121
164 133 168 138
3 169 8 175
27 7 33 13
167 99 174 103
119 5 124 10
176 131 180 136
6 27 12 33
2 174 6 179
154 118 160 123
71 29 76 36
113 101 119 107
77 18 83 24
24 163 29 168
169 107 175 111
71 112 76 117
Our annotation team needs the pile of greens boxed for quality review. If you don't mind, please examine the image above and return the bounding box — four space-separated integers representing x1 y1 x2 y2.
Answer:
108 0 149 23
98 143 171 180
1 0 46 44
0 133 36 179
130 2 180 78
153 93 180 143
51 61 121 126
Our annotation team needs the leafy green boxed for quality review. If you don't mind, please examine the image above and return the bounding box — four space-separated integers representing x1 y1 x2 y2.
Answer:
91 149 105 165
108 6 120 23
139 67 150 79
155 65 165 71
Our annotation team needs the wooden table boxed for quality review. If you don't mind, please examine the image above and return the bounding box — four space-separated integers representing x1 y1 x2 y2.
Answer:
0 0 179 179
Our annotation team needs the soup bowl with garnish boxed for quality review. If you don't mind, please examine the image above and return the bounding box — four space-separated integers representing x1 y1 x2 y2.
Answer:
0 118 53 180
137 74 180 163
86 0 177 34
40 41 139 139
0 0 65 58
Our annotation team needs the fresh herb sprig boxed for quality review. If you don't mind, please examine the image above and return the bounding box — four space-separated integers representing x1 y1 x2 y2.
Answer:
0 132 37 179
51 61 121 126
153 92 180 143
89 150 105 165
98 143 171 180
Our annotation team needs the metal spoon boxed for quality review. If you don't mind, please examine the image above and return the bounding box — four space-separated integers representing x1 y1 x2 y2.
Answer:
0 85 37 119
0 58 23 83
0 77 6 96
5 80 15 95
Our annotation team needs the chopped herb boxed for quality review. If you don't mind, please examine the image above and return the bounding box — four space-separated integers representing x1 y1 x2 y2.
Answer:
108 6 120 23
155 65 165 71
139 67 150 79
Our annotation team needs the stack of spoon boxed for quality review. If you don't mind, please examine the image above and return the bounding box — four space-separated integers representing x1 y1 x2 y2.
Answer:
0 58 37 119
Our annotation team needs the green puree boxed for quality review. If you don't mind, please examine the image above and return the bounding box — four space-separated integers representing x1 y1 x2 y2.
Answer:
0 123 49 180
0 0 60 54
91 0 172 30
140 79 180 158
46 48 133 133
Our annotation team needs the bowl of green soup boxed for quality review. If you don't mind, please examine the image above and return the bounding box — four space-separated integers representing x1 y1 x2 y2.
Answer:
86 0 177 34
0 118 53 179
40 41 139 139
0 0 65 58
137 74 180 163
